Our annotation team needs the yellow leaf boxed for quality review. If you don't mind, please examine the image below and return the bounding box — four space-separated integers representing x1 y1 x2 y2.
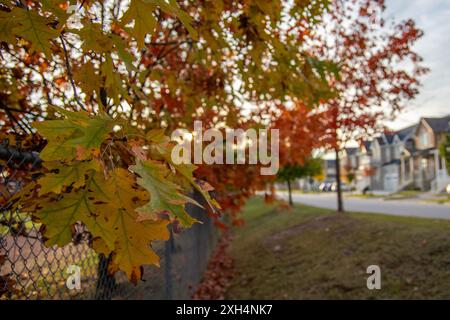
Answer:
38 160 100 196
10 7 60 57
121 0 157 48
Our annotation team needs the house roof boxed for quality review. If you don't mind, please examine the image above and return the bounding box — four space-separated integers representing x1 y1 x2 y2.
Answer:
362 140 372 152
423 115 450 133
396 124 417 140
344 147 358 156
384 133 395 144
376 136 385 146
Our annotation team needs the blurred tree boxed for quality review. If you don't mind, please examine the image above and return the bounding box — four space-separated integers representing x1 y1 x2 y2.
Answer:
305 0 428 212
277 158 322 206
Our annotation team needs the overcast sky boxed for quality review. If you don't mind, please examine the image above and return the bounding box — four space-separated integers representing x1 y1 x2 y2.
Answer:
384 0 450 130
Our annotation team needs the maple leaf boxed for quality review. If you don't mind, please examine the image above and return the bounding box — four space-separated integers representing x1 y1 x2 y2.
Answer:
10 7 60 57
73 61 102 97
149 137 221 212
35 168 169 282
121 0 157 48
37 160 101 196
33 108 115 161
35 170 115 246
71 19 113 53
131 160 199 227
154 0 198 40
39 0 70 24
0 11 20 44
101 55 128 105
91 168 170 282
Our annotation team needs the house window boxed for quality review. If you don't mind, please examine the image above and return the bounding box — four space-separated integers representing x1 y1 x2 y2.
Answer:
420 132 429 147
421 158 428 170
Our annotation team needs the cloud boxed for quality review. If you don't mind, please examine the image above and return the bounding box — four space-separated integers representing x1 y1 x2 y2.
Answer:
384 0 450 129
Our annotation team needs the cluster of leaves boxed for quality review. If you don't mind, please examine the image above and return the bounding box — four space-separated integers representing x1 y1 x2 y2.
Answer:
0 0 336 228
9 107 218 282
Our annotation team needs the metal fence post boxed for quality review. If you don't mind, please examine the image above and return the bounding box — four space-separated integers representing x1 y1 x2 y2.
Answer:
164 226 174 300
94 253 117 300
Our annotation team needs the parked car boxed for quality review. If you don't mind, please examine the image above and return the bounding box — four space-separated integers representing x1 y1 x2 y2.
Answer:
330 182 351 192
319 182 333 192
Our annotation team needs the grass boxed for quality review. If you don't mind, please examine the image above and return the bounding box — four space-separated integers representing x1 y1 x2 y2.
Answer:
384 190 423 201
424 194 450 205
225 197 450 299
346 193 385 199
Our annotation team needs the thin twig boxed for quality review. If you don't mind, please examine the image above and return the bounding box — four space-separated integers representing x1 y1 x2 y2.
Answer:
59 34 87 111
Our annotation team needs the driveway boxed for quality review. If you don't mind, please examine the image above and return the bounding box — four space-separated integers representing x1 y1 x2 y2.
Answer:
276 192 450 220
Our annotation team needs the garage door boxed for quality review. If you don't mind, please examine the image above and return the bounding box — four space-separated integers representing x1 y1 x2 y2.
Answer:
384 174 399 192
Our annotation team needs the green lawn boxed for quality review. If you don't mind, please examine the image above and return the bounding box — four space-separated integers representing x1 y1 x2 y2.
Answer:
225 197 450 299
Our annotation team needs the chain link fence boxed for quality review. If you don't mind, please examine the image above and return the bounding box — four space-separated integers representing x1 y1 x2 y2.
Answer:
0 137 219 300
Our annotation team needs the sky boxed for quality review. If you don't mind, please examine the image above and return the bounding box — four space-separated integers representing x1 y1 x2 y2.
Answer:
384 0 450 130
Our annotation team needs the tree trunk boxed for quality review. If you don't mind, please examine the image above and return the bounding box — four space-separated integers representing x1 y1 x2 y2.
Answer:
335 147 344 213
287 179 293 206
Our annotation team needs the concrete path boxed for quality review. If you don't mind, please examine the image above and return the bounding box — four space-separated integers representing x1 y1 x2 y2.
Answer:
276 191 450 220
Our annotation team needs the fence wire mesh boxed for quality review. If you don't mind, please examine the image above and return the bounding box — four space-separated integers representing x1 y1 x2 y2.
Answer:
0 136 218 300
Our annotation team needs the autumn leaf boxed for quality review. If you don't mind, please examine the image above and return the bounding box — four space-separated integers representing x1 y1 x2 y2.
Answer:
151 139 221 212
10 7 61 57
73 61 103 97
0 11 19 44
35 170 115 246
37 160 101 196
121 0 157 48
131 160 199 227
91 168 170 282
71 19 113 53
35 168 169 282
33 107 115 161
39 0 70 24
154 0 198 40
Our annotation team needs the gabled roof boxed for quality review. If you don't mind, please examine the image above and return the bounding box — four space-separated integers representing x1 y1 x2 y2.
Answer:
344 147 358 156
361 140 372 153
384 133 395 144
376 136 385 146
362 140 372 151
396 124 417 141
423 115 450 133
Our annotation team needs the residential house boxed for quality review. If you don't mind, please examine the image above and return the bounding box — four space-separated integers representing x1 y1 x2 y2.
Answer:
323 159 337 183
350 115 450 193
341 147 358 187
409 116 450 192
355 141 374 192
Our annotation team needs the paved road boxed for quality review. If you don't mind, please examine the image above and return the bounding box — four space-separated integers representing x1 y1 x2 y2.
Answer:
277 192 450 220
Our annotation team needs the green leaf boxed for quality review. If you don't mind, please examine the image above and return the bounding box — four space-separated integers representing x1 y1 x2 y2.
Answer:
71 19 113 53
121 0 157 48
36 171 115 246
10 7 60 57
131 160 199 227
34 108 115 161
154 0 198 40
38 160 101 196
